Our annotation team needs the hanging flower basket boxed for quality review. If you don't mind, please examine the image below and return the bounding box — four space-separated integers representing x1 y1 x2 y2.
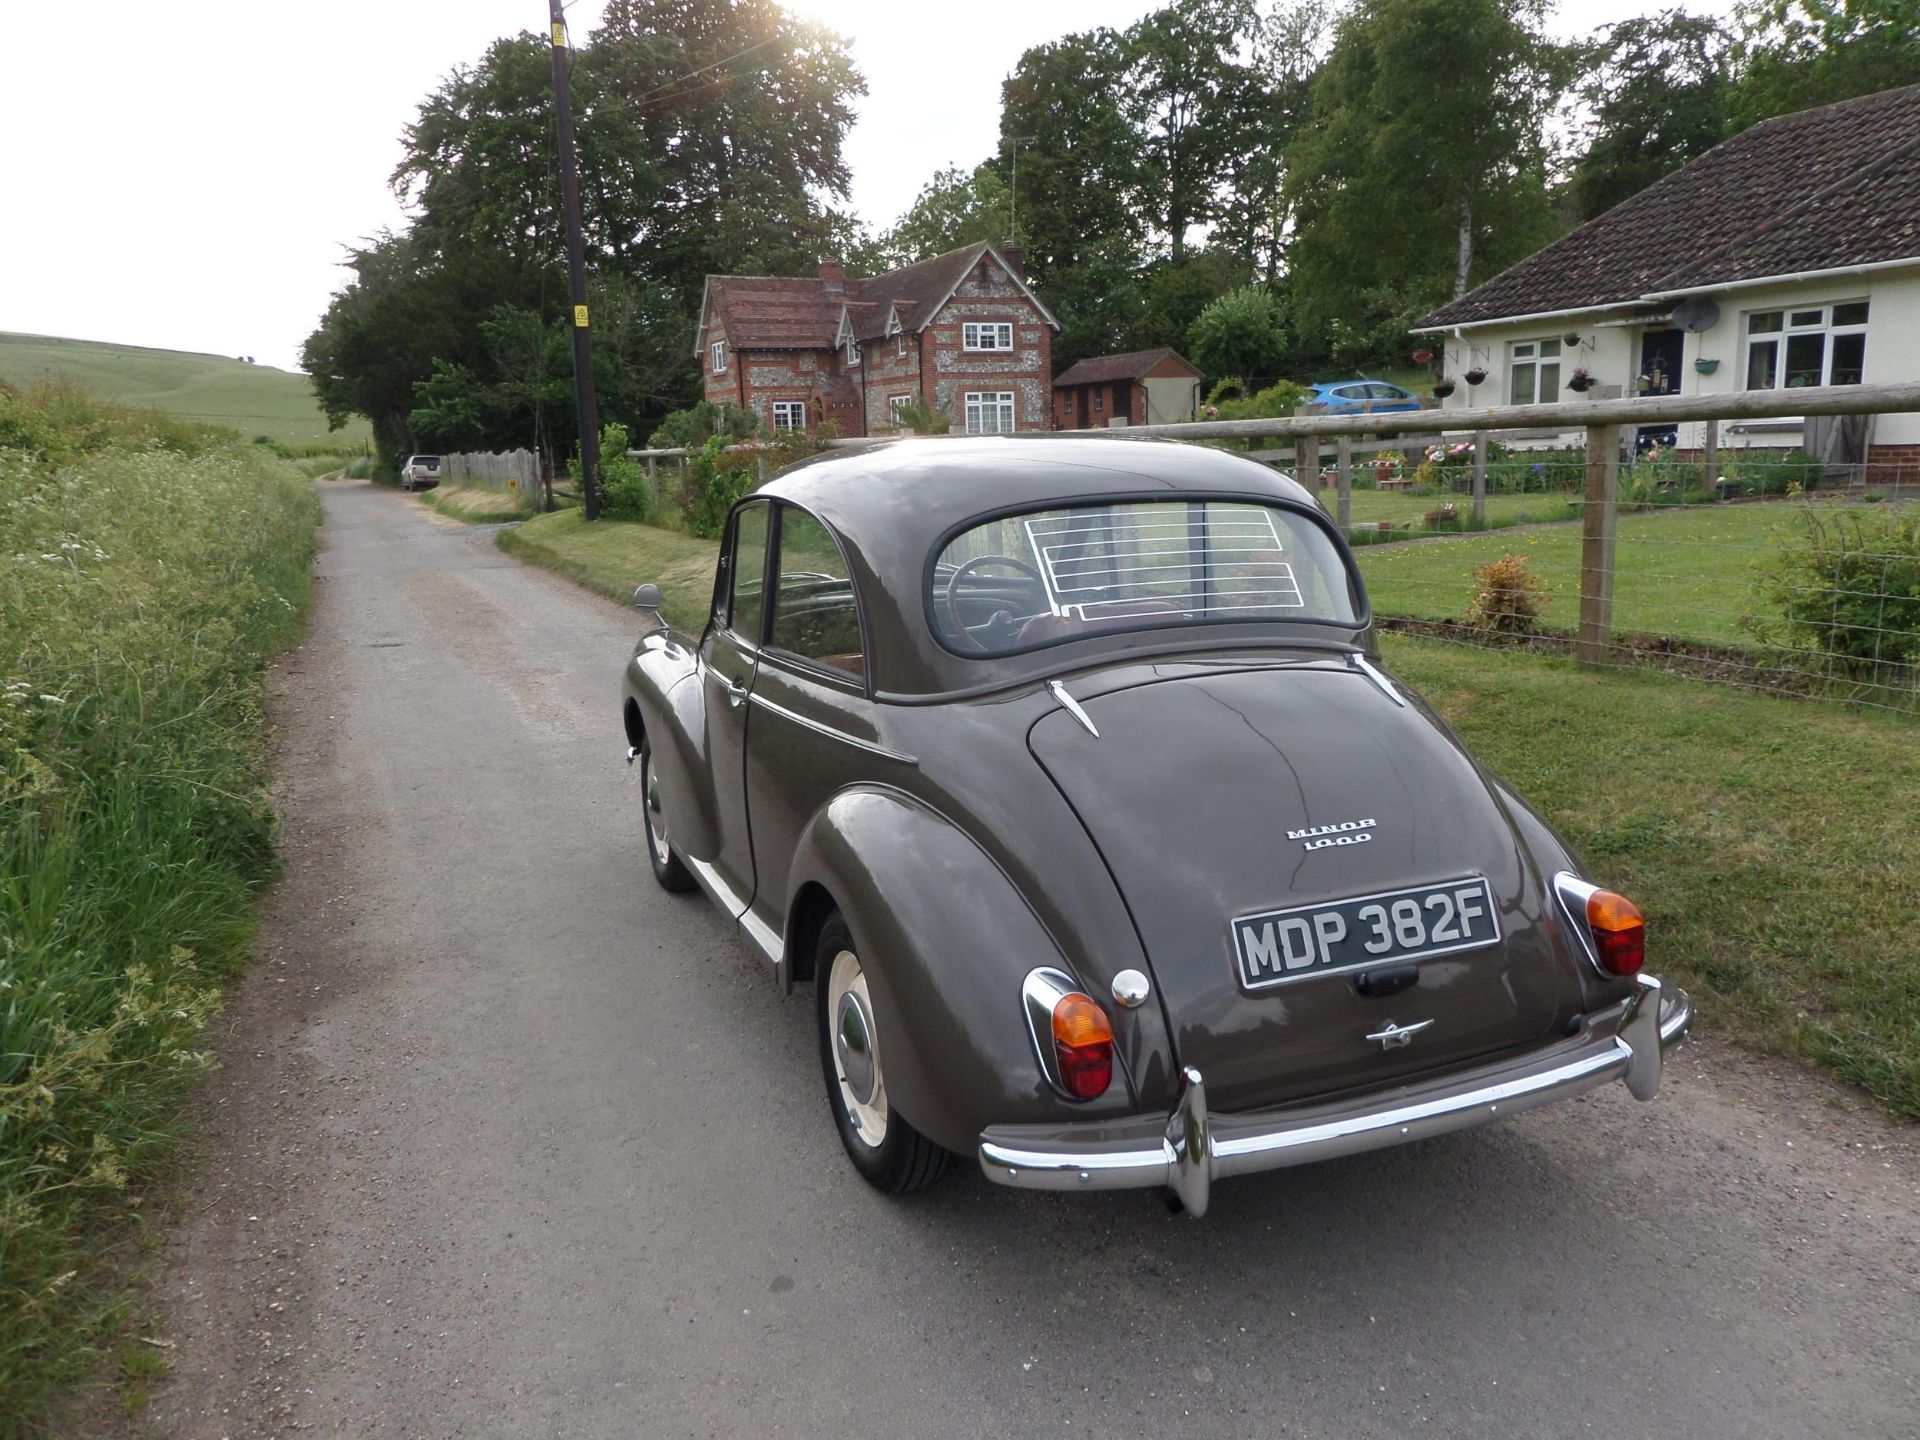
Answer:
1694 357 1720 375
1566 368 1596 393
1410 347 1434 364
1562 331 1582 347
1431 377 1456 399
1463 366 1488 386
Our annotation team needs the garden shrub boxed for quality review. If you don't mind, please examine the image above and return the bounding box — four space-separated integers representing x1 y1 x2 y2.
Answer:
596 423 652 522
891 395 950 434
1466 553 1552 635
1751 507 1920 677
646 399 757 451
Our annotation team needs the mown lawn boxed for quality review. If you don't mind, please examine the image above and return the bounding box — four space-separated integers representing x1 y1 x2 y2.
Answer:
1382 633 1920 1117
421 484 531 524
1356 498 1869 644
495 509 719 628
1342 486 1583 529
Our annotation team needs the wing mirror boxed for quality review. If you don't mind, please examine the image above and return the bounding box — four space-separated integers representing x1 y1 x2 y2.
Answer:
632 582 664 615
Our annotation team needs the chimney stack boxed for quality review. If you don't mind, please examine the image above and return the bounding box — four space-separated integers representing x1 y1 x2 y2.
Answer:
1000 243 1025 280
818 259 845 292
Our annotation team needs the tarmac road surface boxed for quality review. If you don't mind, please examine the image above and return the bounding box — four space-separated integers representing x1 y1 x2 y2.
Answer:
138 479 1920 1440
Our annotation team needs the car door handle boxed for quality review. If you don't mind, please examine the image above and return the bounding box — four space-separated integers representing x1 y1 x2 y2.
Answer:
722 675 749 707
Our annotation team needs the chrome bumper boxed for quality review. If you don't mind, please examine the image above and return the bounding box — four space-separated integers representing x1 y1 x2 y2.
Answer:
978 973 1691 1219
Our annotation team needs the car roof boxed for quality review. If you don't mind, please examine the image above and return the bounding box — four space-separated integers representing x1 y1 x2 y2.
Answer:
753 436 1350 699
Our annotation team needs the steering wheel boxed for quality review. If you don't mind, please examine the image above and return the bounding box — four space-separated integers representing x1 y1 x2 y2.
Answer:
944 553 1046 653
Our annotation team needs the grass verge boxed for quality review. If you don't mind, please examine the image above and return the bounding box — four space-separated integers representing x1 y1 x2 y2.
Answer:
1384 632 1920 1116
421 484 532 524
1 385 320 1424
495 510 718 628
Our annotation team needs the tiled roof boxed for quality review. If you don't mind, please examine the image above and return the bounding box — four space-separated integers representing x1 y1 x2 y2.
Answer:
703 242 1055 352
1417 84 1920 330
1052 348 1202 387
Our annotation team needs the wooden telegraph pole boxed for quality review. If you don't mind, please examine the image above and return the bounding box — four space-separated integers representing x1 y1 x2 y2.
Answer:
548 0 602 520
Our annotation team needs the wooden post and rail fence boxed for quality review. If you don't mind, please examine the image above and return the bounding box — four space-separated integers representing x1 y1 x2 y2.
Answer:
628 382 1920 672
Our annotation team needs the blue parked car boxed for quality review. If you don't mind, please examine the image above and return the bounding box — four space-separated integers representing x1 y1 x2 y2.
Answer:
1305 379 1424 415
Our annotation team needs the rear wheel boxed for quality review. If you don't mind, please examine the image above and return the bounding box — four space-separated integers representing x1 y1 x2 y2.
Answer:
640 737 695 893
816 912 949 1194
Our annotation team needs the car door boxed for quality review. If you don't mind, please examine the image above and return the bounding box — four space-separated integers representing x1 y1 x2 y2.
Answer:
694 498 770 915
742 504 894 954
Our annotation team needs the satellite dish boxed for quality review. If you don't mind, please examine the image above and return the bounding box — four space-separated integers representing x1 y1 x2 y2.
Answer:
1672 298 1721 333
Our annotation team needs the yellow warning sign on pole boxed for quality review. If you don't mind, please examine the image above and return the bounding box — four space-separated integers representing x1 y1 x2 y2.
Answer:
574 304 590 328
551 21 565 47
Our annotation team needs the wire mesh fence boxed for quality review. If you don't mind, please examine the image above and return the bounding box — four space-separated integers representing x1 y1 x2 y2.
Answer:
1052 382 1920 714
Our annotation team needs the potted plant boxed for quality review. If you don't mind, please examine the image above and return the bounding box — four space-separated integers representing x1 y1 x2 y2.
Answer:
1566 367 1596 393
1694 357 1720 375
1635 373 1654 393
1463 365 1488 386
1410 347 1434 364
1562 330 1582 347
1431 376 1456 398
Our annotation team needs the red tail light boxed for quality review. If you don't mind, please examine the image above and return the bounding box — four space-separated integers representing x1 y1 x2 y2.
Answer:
1586 889 1645 977
1051 993 1114 1099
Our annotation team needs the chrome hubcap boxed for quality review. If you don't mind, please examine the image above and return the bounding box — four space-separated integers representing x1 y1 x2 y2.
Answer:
835 991 877 1104
827 948 888 1147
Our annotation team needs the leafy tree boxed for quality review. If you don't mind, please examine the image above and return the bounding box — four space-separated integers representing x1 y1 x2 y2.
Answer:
1187 286 1291 381
1286 0 1572 352
1121 0 1267 259
407 360 490 451
1568 11 1733 221
878 163 1016 266
999 31 1144 281
1730 0 1920 128
1138 250 1251 353
1043 232 1150 372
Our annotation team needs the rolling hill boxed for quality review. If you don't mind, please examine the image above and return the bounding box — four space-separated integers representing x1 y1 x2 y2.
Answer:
0 332 370 448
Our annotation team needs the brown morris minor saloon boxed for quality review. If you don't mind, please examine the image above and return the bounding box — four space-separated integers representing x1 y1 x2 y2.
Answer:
620 436 1691 1217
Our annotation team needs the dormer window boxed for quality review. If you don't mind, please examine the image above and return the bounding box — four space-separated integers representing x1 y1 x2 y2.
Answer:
710 340 726 373
896 333 906 359
847 337 861 367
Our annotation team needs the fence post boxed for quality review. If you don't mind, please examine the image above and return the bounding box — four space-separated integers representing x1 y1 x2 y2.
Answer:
756 453 769 485
1294 436 1320 500
1471 433 1488 525
1703 418 1720 496
1577 424 1621 668
1335 435 1352 530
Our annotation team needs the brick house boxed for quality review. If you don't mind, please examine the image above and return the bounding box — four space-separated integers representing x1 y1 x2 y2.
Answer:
1414 84 1920 483
1052 348 1205 430
694 241 1060 438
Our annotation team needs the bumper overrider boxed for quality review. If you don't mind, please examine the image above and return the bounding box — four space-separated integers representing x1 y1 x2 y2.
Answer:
978 973 1692 1218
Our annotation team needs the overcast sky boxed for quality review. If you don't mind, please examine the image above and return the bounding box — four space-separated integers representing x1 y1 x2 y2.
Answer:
0 0 1733 372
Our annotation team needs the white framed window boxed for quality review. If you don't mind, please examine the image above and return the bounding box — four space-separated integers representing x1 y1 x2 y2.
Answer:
710 340 726 373
771 400 806 432
846 337 861 367
1507 338 1561 405
964 391 1015 434
888 394 914 429
1745 300 1867 390
896 333 906 359
962 322 1014 352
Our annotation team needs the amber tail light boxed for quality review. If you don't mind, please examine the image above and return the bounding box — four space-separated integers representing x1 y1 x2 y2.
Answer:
1051 993 1115 1100
1585 889 1646 977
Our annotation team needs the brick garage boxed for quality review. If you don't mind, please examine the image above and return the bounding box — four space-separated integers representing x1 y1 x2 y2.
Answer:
1052 348 1205 431
696 242 1059 439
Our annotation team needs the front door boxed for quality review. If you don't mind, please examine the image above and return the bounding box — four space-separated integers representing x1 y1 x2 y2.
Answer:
1637 327 1684 451
695 498 771 914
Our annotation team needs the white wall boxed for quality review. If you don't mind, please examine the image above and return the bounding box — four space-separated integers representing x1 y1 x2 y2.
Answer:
1424 268 1920 451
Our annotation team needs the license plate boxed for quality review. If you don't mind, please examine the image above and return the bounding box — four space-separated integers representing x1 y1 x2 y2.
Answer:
1232 877 1500 993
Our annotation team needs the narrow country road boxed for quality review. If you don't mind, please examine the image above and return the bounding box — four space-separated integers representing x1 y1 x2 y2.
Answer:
137 479 1919 1440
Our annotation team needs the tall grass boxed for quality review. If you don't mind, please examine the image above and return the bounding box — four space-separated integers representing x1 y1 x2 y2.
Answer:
0 381 319 1424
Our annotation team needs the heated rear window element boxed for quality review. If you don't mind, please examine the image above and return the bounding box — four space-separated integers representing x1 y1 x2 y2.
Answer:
932 500 1361 655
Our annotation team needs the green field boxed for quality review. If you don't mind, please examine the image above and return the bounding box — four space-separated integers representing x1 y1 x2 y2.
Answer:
1356 498 1857 645
0 332 368 448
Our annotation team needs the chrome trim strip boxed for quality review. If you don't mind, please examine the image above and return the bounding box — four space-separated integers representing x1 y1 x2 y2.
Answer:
739 909 782 967
1348 652 1407 707
1552 871 1606 976
747 692 917 766
977 979 1693 1207
684 855 748 920
1020 967 1080 1098
1047 680 1101 737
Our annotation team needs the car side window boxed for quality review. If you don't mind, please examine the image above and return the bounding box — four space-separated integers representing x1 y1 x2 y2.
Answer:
768 507 864 679
727 500 771 642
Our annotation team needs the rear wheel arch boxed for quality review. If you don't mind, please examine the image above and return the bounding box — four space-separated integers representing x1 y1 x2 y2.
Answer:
623 697 645 750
